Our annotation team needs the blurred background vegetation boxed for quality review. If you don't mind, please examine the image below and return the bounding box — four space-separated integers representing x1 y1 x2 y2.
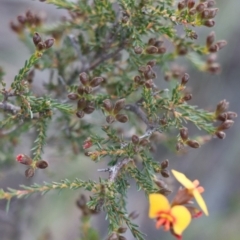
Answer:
0 0 240 240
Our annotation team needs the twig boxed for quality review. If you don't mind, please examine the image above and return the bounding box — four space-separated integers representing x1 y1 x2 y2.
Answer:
0 102 20 114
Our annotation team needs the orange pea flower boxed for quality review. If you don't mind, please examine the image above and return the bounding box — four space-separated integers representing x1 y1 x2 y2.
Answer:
149 194 191 239
171 169 208 216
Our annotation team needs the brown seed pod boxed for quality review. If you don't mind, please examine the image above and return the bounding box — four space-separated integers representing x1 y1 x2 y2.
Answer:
44 38 55 49
16 154 33 165
36 160 48 169
161 159 169 169
113 99 125 114
115 114 128 123
186 140 200 148
90 77 103 87
217 120 234 131
106 115 115 124
68 93 79 100
181 73 190 85
161 169 170 178
180 127 189 141
79 72 89 86
76 110 85 118
215 131 226 139
206 31 215 47
25 167 35 178
131 135 140 145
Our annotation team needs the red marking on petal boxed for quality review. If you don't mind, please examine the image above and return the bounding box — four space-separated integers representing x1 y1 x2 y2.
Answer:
16 154 23 162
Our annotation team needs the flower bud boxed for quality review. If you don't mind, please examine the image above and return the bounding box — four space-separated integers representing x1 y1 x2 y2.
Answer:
196 3 205 12
216 40 227 50
139 139 149 146
181 73 190 85
68 93 78 100
188 0 195 9
180 127 189 141
77 86 85 95
77 98 87 109
16 154 33 165
208 8 218 18
37 42 46 51
204 19 215 27
144 70 156 80
154 40 164 48
161 169 170 178
113 99 125 114
178 1 186 11
119 236 127 240
128 211 139 220
90 77 103 87
207 0 215 7
157 47 166 54
36 160 48 169
83 102 95 114
201 9 210 19
161 159 169 169
25 167 35 178
134 46 143 54
33 32 42 46
207 63 221 74
79 72 89 86
17 15 26 24
217 120 234 131
106 115 115 124
116 114 128 123
208 44 219 53
206 31 215 47
216 100 229 113
76 110 85 118
177 45 188 55
148 38 157 45
215 131 226 139
118 227 127 234
146 46 158 54
102 99 113 112
147 60 156 67
183 93 192 101
26 10 34 22
134 75 142 84
131 135 140 145
186 140 200 148
226 111 238 119
145 79 154 88
44 38 55 49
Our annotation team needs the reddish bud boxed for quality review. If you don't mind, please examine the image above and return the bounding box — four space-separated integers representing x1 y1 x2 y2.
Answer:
178 1 186 11
37 42 46 51
25 167 35 178
186 140 200 148
36 160 48 169
208 8 218 18
83 138 92 149
188 0 195 9
83 103 95 114
208 44 219 53
16 154 33 165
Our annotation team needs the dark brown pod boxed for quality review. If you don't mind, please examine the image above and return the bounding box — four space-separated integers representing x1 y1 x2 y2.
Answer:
186 140 200 148
16 154 33 165
36 160 48 169
115 114 128 123
113 99 125 114
161 159 169 169
131 135 140 145
90 77 103 87
76 110 85 118
106 115 115 124
180 127 189 141
215 131 226 139
25 167 35 178
44 38 55 49
102 99 113 112
161 169 170 178
68 93 79 100
33 32 42 46
79 72 89 86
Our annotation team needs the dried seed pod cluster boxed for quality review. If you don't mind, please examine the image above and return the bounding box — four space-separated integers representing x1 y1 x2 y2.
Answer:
214 100 237 139
102 98 128 124
177 127 200 150
32 32 54 51
147 38 166 54
177 0 218 28
10 10 43 34
68 72 103 118
16 154 48 178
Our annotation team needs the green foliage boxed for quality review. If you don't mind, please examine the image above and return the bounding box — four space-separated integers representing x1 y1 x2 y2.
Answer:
0 0 236 239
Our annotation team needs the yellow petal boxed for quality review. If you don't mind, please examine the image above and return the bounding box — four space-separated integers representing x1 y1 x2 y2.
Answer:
149 194 170 218
193 189 209 216
171 169 195 189
171 205 191 235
